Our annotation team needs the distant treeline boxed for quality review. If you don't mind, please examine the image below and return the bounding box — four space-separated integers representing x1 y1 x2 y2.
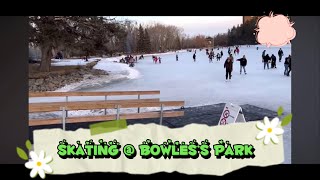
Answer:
29 16 256 72
29 16 212 71
214 17 259 47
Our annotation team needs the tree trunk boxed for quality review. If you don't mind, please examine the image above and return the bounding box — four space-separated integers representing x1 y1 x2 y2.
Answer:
39 44 52 72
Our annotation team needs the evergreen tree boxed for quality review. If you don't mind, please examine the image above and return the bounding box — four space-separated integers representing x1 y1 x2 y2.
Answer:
137 24 145 53
144 28 151 53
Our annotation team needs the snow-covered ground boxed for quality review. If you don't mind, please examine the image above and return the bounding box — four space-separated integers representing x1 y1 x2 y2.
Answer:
30 44 292 163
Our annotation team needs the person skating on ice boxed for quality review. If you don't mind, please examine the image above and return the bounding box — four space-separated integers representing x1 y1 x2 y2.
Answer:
278 48 284 62
224 57 233 82
229 54 234 62
271 54 277 68
263 54 271 69
176 54 178 61
284 55 290 76
216 53 221 61
262 50 266 63
236 55 247 74
287 55 292 76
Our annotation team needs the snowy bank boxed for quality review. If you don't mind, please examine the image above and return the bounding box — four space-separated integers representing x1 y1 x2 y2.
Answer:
54 59 140 92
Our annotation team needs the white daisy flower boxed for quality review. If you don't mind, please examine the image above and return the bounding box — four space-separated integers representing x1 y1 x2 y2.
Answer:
25 150 53 179
256 117 284 145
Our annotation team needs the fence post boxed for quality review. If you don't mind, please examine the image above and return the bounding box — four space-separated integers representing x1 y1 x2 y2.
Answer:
65 96 68 118
159 104 164 125
104 95 107 115
116 105 120 120
61 107 66 131
137 94 140 113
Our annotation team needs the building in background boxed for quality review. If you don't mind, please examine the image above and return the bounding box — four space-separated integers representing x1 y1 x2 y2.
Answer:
206 36 214 48
243 16 255 24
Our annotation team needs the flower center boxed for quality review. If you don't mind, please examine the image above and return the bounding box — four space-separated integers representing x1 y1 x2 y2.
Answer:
267 128 273 133
36 162 42 167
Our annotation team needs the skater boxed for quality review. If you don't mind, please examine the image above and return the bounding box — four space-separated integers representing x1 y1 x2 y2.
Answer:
159 57 161 64
208 53 212 63
287 55 292 76
236 55 247 74
176 54 178 61
228 48 231 56
229 54 234 62
263 54 271 69
129 57 134 67
257 46 259 50
224 57 233 81
155 56 158 64
284 55 290 76
278 48 284 62
119 58 125 63
271 54 277 68
262 50 266 62
216 53 221 61
193 53 196 62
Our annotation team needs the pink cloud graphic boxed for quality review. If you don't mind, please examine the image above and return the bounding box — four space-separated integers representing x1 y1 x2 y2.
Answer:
255 12 296 47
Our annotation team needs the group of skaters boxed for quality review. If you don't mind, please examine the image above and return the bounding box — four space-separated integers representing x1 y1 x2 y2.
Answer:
205 49 221 62
152 55 162 64
262 48 291 76
262 50 277 69
228 47 240 56
119 55 138 67
224 54 248 81
207 50 224 62
118 54 146 68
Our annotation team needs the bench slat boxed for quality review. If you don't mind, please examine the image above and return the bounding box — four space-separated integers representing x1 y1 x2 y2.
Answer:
29 101 185 113
29 90 161 97
29 111 184 126
29 98 160 107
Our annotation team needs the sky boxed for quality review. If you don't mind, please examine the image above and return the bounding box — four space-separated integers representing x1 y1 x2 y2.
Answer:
114 16 243 37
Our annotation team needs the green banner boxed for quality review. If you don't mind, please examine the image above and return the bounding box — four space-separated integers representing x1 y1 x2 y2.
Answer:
89 119 127 135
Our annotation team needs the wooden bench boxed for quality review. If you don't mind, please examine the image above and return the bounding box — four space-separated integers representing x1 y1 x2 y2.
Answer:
30 90 161 114
29 91 185 130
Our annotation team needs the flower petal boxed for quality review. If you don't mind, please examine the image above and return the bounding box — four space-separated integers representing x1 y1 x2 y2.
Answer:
39 151 45 160
38 168 46 179
256 121 265 130
274 128 284 135
271 117 280 128
256 131 267 140
30 168 38 178
263 117 271 127
271 135 279 144
25 161 35 169
43 156 53 164
264 135 271 145
29 151 38 161
43 164 53 173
